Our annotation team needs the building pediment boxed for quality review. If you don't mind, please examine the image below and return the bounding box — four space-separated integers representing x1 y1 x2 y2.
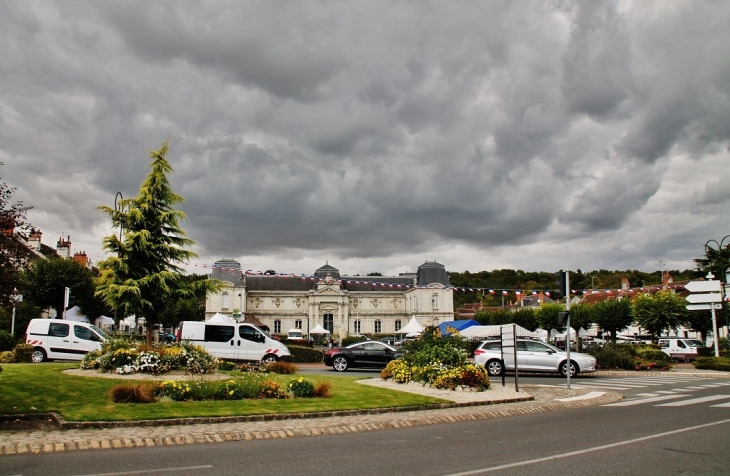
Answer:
313 286 344 296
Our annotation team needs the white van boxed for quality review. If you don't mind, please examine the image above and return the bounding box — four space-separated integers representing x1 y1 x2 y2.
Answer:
658 338 705 361
286 329 305 341
177 321 291 364
25 319 107 363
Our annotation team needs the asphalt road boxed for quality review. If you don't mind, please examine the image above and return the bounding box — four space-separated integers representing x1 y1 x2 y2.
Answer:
2 376 729 475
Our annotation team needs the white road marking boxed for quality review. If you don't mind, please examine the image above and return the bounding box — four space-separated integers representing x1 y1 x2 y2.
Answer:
443 419 730 475
655 395 730 407
711 402 730 407
556 391 606 402
73 465 214 476
603 394 683 406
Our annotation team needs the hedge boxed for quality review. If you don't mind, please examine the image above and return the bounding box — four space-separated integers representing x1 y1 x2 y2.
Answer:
288 345 325 363
693 357 730 372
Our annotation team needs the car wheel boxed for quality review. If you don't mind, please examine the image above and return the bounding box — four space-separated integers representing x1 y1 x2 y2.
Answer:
261 354 279 365
332 356 349 372
559 360 579 377
486 359 504 377
31 348 47 363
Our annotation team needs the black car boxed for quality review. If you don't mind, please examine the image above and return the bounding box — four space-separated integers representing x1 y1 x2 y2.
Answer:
323 341 403 371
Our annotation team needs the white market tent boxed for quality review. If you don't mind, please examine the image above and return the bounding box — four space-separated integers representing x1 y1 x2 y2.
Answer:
95 316 114 330
309 324 330 334
208 313 235 323
63 306 90 323
459 325 537 339
399 316 424 336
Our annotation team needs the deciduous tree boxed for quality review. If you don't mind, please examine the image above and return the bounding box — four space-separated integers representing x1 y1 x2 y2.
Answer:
632 291 688 342
0 164 33 307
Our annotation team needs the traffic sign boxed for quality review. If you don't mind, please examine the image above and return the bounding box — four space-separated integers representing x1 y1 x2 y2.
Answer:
686 303 712 310
686 293 723 303
685 281 722 293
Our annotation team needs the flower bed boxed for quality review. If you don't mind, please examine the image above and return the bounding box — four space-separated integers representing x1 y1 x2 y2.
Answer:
380 333 490 391
80 338 218 375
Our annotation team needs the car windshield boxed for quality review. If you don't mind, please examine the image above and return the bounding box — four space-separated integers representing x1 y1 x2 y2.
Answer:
90 325 109 339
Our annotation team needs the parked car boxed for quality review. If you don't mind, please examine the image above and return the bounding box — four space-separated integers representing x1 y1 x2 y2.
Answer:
473 338 597 377
324 341 404 371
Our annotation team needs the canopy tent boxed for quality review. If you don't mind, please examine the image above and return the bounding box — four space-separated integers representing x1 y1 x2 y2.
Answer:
578 327 592 337
535 328 549 341
208 313 235 323
94 316 114 330
437 319 479 337
309 324 330 334
63 306 90 323
242 314 269 332
399 316 424 336
459 324 537 339
551 328 577 340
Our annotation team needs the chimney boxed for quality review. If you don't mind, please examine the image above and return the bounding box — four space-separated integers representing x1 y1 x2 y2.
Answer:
73 251 90 268
28 229 42 251
56 235 72 259
621 277 630 291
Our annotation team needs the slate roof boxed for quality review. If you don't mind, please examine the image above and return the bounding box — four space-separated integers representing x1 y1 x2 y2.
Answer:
416 261 450 286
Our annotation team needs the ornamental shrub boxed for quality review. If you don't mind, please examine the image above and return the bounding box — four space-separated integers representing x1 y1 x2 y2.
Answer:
12 344 33 363
636 349 672 363
215 379 245 400
693 356 730 372
110 383 157 404
80 350 102 369
590 344 636 370
217 360 237 371
0 330 15 352
258 379 287 399
381 359 412 383
313 381 332 398
431 363 490 390
156 380 192 401
0 351 15 363
266 361 298 374
288 377 315 397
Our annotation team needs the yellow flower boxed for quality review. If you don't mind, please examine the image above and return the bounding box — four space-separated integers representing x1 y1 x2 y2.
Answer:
298 377 303 383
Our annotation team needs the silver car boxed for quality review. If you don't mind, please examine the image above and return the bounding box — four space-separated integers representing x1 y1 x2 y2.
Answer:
473 339 597 377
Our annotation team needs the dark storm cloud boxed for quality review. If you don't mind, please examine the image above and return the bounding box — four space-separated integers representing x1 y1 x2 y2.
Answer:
1 0 729 274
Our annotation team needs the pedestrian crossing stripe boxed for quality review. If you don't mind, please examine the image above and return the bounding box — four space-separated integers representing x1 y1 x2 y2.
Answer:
712 402 730 407
656 395 730 407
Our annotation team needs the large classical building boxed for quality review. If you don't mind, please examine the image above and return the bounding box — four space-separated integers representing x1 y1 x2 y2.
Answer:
205 260 454 338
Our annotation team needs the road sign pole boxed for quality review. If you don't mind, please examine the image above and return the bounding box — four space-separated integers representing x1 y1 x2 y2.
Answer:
565 270 570 390
711 306 720 357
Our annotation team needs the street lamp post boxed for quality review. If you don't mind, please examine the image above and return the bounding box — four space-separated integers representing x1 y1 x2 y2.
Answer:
705 235 730 339
113 192 124 328
10 288 22 337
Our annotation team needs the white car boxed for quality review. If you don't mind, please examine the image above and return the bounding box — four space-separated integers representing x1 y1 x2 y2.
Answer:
474 339 597 377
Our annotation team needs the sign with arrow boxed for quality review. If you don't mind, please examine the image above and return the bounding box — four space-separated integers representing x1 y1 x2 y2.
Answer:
686 303 723 311
685 281 722 293
686 293 723 304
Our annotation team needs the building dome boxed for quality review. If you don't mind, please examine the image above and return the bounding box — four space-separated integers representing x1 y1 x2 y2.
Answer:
416 260 450 286
314 263 341 280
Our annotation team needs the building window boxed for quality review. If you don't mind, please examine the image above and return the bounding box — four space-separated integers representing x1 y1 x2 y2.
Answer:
221 292 230 310
274 320 281 334
375 320 382 333
395 320 402 332
431 293 439 310
295 320 302 330
354 320 361 334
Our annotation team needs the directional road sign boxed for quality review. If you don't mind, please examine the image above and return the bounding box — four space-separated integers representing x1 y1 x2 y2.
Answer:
686 303 722 311
686 293 723 304
685 281 722 293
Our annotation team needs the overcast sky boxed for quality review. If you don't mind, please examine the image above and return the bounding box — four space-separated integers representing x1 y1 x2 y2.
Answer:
2 1 729 278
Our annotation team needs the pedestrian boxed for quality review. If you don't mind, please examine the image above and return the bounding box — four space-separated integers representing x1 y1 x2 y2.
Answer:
328 336 334 349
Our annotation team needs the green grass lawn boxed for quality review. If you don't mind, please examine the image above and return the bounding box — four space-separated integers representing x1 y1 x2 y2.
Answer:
0 363 448 422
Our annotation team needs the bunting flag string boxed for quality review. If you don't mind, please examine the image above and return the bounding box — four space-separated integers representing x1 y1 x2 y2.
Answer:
181 261 681 296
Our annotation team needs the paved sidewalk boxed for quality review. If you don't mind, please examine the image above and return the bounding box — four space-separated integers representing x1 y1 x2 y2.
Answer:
0 384 620 456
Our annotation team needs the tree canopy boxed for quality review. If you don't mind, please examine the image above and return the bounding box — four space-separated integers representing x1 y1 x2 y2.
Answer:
631 291 689 342
0 163 33 307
